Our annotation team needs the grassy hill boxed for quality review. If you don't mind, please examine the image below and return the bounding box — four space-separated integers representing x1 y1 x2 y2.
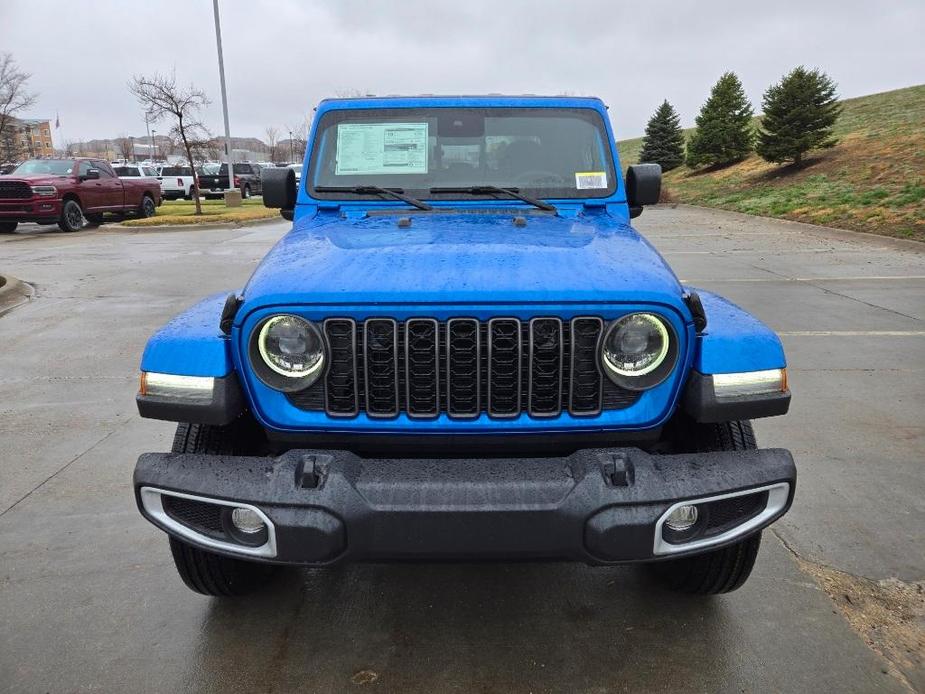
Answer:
617 85 925 241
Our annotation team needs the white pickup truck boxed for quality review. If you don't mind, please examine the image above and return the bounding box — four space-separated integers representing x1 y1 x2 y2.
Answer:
157 165 197 200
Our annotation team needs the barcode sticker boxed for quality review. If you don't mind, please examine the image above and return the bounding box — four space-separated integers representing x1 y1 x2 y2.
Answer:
575 171 608 190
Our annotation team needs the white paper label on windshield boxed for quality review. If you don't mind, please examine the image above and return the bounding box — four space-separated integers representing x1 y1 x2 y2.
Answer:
335 123 428 175
575 171 608 189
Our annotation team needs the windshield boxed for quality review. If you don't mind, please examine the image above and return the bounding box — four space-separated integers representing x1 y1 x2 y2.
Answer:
308 107 616 200
199 163 219 175
161 166 192 176
12 159 76 176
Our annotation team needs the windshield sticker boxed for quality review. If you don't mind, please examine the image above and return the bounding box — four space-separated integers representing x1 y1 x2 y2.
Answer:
575 171 608 190
335 123 428 175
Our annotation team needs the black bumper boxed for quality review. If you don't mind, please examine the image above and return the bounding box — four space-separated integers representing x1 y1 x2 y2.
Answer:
135 446 795 565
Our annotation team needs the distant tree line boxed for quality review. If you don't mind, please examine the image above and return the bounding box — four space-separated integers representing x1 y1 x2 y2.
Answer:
638 67 841 173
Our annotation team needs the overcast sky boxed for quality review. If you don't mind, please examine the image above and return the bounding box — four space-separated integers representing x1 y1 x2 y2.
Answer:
2 0 923 146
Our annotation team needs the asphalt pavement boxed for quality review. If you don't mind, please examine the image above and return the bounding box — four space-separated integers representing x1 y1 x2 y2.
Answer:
1 207 922 693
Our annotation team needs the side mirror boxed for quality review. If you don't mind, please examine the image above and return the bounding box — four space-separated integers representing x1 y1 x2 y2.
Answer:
83 169 100 181
625 163 661 218
262 166 296 219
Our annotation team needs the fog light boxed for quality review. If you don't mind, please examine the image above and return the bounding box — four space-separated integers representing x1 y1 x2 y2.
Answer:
231 507 265 534
665 504 699 532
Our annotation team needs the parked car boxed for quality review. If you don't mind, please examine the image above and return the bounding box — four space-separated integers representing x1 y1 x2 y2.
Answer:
196 162 263 199
287 163 302 187
0 158 161 232
133 95 794 598
158 165 197 200
113 164 161 180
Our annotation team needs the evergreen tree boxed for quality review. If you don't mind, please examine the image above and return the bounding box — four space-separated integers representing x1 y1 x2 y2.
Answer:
686 72 754 168
757 66 841 166
638 100 685 172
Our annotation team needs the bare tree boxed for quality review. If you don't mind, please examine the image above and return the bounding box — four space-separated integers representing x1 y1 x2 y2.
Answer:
129 71 210 214
116 135 133 162
0 53 37 163
286 119 309 161
264 126 280 162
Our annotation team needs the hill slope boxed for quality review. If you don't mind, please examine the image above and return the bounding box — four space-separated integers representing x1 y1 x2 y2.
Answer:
617 85 925 241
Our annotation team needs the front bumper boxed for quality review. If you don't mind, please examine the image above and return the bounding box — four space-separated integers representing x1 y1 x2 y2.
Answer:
134 446 795 565
0 198 62 222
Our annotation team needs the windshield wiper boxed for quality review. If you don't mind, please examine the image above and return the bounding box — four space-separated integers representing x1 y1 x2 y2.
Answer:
315 185 432 211
429 186 557 212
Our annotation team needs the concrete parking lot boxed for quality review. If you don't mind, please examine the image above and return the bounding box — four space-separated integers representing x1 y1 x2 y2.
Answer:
1 207 922 692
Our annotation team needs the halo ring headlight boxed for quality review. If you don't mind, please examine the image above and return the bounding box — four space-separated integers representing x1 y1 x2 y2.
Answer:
250 315 325 391
600 313 677 391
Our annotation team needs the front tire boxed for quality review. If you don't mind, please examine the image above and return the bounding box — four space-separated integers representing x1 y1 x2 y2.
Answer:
58 199 84 232
0 221 17 233
651 420 762 595
242 184 251 199
167 421 275 596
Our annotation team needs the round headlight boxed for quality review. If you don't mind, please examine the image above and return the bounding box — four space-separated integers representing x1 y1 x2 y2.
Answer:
601 313 676 390
252 315 325 389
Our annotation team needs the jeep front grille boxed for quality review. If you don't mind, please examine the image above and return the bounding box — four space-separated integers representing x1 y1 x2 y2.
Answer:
287 316 640 419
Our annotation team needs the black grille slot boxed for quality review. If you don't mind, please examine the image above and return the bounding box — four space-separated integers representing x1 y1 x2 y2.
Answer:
487 318 522 417
569 317 604 415
323 319 358 416
364 318 399 417
447 318 480 417
528 318 563 416
405 318 439 417
162 495 224 539
0 181 31 200
287 315 640 419
703 491 769 538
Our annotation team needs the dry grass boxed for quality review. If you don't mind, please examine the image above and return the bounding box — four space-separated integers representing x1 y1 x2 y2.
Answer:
618 84 925 241
797 557 925 691
121 198 278 227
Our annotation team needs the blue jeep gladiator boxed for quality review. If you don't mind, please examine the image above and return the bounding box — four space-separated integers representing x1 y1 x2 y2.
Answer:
134 96 794 597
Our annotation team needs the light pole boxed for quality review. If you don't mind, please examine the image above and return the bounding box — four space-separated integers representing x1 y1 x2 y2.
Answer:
144 116 152 164
212 0 233 195
151 129 157 162
288 130 293 164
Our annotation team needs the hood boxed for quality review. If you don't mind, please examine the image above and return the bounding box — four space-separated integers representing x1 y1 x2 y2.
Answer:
0 173 69 185
242 209 685 312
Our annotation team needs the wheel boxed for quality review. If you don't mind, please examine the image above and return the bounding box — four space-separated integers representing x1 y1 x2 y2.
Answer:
83 213 103 228
58 199 84 232
186 186 197 200
169 536 276 597
242 184 251 199
650 420 762 595
138 195 156 218
0 221 17 233
167 421 275 596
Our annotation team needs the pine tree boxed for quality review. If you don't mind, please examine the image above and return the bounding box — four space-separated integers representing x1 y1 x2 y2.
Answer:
686 72 754 168
757 66 841 166
639 100 685 172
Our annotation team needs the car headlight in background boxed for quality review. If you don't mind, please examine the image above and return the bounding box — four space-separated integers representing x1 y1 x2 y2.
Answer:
601 312 677 390
251 315 325 391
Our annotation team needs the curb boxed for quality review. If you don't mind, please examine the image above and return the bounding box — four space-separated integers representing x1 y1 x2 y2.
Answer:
108 216 285 234
0 273 35 316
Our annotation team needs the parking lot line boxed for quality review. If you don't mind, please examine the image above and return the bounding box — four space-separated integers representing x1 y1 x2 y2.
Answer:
778 330 925 336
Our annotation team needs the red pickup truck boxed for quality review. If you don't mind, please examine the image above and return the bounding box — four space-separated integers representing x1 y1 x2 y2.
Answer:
0 158 162 233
